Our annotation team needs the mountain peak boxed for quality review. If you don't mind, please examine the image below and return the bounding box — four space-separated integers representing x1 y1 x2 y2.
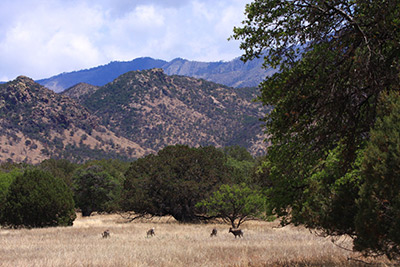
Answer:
150 68 164 73
15 75 35 84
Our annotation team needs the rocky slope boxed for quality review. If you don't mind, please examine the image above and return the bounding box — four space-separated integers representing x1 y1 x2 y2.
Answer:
64 69 269 155
0 70 269 164
0 76 149 163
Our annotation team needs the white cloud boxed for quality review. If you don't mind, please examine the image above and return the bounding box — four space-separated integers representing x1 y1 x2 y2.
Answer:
0 0 249 81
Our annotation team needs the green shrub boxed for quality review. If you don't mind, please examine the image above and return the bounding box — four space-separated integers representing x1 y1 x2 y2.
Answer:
1 169 76 228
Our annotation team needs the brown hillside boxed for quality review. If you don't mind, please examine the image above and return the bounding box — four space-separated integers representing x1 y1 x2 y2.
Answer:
69 69 269 155
0 76 150 163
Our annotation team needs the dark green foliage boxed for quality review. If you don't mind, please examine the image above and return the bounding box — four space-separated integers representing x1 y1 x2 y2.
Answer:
81 159 131 181
223 145 255 162
72 165 120 216
0 169 21 214
1 169 76 228
354 92 400 260
122 145 231 222
197 183 266 228
81 159 130 212
293 144 363 234
232 0 400 258
39 158 79 187
59 144 133 164
223 146 256 184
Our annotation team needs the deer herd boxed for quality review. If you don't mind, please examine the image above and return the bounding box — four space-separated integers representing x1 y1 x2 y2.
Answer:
102 227 244 239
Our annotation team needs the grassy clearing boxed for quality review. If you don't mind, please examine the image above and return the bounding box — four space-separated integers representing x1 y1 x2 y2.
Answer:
0 213 391 266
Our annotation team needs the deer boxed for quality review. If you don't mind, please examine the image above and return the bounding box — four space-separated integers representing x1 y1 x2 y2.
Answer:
210 228 218 237
147 227 155 237
102 229 110 238
229 227 243 238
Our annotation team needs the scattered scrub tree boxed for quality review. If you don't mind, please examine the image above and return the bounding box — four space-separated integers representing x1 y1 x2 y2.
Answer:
197 183 266 228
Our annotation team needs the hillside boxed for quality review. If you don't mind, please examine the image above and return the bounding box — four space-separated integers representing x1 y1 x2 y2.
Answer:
0 76 150 163
63 69 269 155
37 57 274 92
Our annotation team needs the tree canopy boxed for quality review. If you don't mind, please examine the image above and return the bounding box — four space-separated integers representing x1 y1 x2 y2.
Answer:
72 165 120 216
1 169 76 228
122 145 232 222
232 0 400 258
354 91 400 259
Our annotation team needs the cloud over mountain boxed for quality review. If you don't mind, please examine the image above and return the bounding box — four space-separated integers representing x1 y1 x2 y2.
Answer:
0 0 248 81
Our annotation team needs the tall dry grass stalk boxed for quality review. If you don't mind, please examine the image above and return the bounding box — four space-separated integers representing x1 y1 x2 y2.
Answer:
0 213 390 266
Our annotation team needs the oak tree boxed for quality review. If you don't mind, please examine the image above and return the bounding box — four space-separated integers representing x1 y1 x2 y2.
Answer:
232 0 400 258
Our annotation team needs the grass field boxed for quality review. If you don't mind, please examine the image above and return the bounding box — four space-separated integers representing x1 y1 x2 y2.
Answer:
0 213 391 266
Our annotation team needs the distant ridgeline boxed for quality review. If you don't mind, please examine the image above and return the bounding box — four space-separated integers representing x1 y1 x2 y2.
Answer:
36 56 275 92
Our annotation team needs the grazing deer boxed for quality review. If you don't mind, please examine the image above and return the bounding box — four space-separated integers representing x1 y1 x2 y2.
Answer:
147 228 155 237
102 229 110 238
210 228 218 237
229 227 243 238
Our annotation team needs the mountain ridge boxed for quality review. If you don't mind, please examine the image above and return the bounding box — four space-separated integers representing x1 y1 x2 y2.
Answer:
36 56 274 92
1 70 269 163
63 68 269 156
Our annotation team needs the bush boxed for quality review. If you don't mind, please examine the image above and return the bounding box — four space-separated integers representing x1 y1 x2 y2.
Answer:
1 169 76 228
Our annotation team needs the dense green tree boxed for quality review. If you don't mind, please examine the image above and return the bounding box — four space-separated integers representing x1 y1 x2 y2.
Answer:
81 159 130 212
0 169 21 214
232 0 400 257
72 165 119 216
39 158 78 187
122 145 231 222
81 159 130 183
1 169 76 228
223 146 256 184
354 92 400 260
197 183 266 228
223 145 255 162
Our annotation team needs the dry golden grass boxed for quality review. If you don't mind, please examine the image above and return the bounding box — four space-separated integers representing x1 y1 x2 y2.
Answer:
0 213 391 266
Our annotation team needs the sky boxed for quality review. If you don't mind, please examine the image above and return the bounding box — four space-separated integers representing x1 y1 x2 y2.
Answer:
0 0 250 81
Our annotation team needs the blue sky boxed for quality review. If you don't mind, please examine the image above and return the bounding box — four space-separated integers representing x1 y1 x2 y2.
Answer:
0 0 249 81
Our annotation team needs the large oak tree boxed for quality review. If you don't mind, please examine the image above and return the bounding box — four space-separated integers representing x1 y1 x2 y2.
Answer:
122 145 231 222
232 0 400 258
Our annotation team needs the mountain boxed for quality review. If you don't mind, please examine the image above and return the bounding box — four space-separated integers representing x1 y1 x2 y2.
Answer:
162 57 273 88
0 76 150 164
1 69 269 164
37 57 274 92
63 68 269 156
37 57 167 92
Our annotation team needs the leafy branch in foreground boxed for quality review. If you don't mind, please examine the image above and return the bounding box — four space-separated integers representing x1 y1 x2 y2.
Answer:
232 0 400 259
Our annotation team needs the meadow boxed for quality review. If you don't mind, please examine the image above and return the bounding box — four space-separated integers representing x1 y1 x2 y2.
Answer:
0 213 391 266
